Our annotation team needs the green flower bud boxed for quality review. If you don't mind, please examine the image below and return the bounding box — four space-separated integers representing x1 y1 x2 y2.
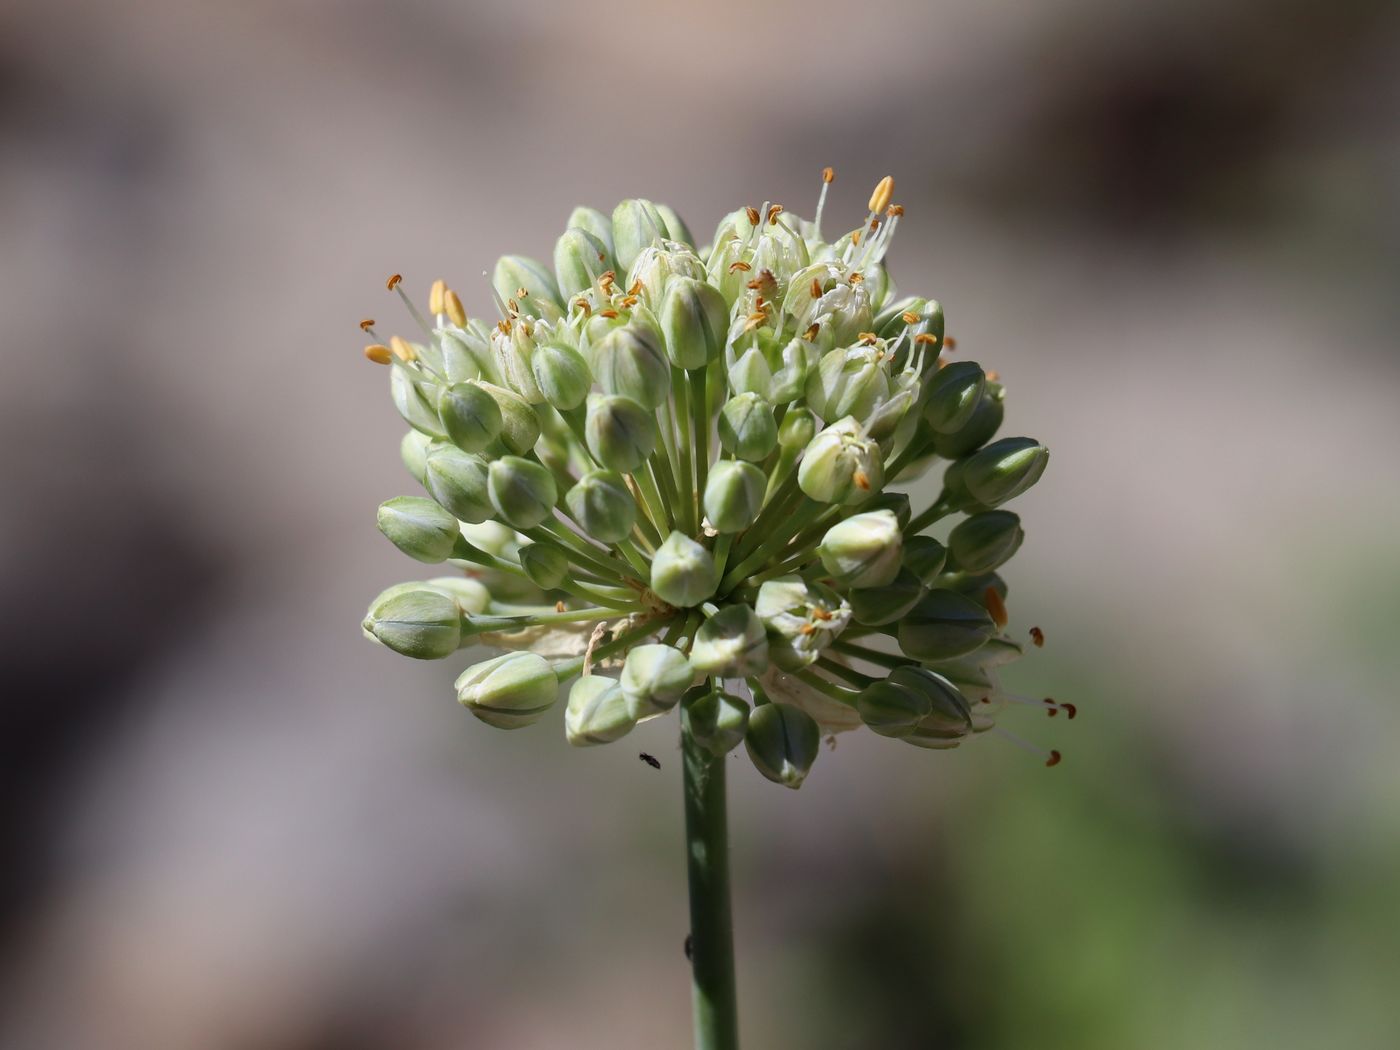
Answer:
818 509 903 588
656 202 694 247
930 384 1005 460
628 244 707 309
377 496 461 563
689 603 769 678
797 417 884 505
401 430 431 485
770 337 819 405
585 394 657 472
362 585 462 660
565 469 638 544
391 367 446 439
423 444 494 524
948 511 1024 574
922 362 986 434
659 276 728 369
424 575 491 615
754 575 851 671
554 226 613 300
565 676 636 746
849 568 925 626
683 688 750 758
903 535 948 585
863 491 911 529
487 456 558 530
806 346 891 423
493 254 562 312
611 198 669 273
436 380 503 452
455 652 559 730
960 438 1049 508
892 667 974 749
591 323 670 409
778 406 817 449
865 389 917 444
897 589 996 661
518 541 570 589
566 205 615 257
745 702 820 789
855 677 931 738
531 341 592 411
621 644 694 717
717 393 778 461
727 346 773 398
478 382 541 456
651 531 718 608
703 460 766 534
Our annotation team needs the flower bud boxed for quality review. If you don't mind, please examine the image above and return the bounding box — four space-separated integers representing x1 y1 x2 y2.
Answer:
591 323 670 409
436 380 503 452
865 388 916 444
903 535 948 585
717 393 778 461
922 362 986 434
424 575 492 615
778 406 817 449
855 676 931 738
554 226 614 300
689 603 769 677
948 511 1024 574
897 589 996 661
531 341 592 411
818 509 903 588
660 276 728 369
478 382 542 455
565 469 638 544
487 456 558 529
492 255 562 313
391 367 447 439
455 652 559 729
611 199 669 272
769 337 819 405
806 346 891 423
401 430 431 485
628 244 707 309
651 531 718 608
518 541 570 589
930 384 1005 459
862 491 911 529
745 702 820 788
378 496 462 563
621 644 694 718
683 688 750 758
960 438 1049 508
423 444 494 524
891 667 974 749
565 675 636 746
754 575 851 671
727 346 773 398
849 568 925 626
585 394 657 472
656 202 694 247
797 417 884 505
362 585 462 660
703 460 767 534
566 205 615 257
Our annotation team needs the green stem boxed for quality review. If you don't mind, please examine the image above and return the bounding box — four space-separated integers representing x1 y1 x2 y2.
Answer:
829 638 917 670
673 369 696 534
682 727 739 1050
905 494 954 536
689 368 710 514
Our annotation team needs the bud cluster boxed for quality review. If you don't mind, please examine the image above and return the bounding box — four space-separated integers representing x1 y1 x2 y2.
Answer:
360 171 1061 786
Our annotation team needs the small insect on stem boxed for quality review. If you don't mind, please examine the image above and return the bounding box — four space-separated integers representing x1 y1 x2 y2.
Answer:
639 752 661 770
1030 626 1045 647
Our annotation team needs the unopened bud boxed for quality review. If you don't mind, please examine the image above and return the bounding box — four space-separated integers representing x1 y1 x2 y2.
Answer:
487 456 558 529
778 406 817 449
362 585 462 660
566 206 615 257
492 255 562 313
518 541 570 589
650 531 718 608
718 393 778 461
423 444 494 524
683 688 750 758
948 510 1024 573
818 509 903 588
437 381 503 452
703 460 767 534
797 417 884 505
897 589 996 661
377 496 462 563
532 341 593 411
660 276 728 369
848 567 925 626
903 535 948 585
856 676 931 738
960 438 1049 508
689 603 769 678
456 652 559 730
621 644 694 718
591 323 670 409
391 367 447 439
656 203 694 247
922 362 986 434
806 346 891 423
401 430 431 485
611 199 670 272
745 702 821 788
478 382 542 456
565 469 638 544
585 394 658 472
554 226 614 300
565 676 636 746
727 346 773 398
930 384 1004 460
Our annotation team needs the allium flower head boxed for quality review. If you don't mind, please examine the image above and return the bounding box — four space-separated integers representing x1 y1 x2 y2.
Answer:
359 170 1069 783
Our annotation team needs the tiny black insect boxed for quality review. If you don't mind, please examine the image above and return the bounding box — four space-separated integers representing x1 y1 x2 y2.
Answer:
639 752 661 770
684 934 694 961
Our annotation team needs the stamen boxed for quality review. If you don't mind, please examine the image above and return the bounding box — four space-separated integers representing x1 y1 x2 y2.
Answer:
992 726 1062 767
803 322 821 341
573 297 592 317
887 204 904 217
1005 694 1078 720
386 273 402 290
822 166 835 184
901 311 919 324
444 289 467 327
848 271 864 283
815 167 835 237
868 175 894 215
729 260 752 273
984 586 1009 628
428 279 446 316
914 333 939 346
389 336 418 363
745 206 761 226
853 471 871 491
627 279 642 296
766 204 783 225
810 277 823 299
555 600 567 613
985 369 1000 382
1030 626 1045 647
363 343 393 365
599 309 619 319
943 336 958 351
851 230 862 247
858 331 878 345
359 318 376 331
516 287 529 300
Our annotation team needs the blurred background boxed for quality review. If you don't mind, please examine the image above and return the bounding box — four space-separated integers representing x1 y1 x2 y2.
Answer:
3 0 1399 1046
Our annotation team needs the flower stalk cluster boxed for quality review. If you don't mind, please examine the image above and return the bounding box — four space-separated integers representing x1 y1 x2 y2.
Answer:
361 170 1064 787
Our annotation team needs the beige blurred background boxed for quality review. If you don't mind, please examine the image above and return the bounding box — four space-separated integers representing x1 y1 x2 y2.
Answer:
3 0 1399 1047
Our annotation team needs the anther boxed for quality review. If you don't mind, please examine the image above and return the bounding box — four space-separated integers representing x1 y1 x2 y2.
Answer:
443 289 467 327
868 175 894 215
555 600 567 613
766 204 783 225
853 471 871 491
574 297 592 316
850 230 862 247
887 204 905 217
848 271 864 283
599 309 619 319
799 623 817 635
516 287 529 299
901 311 919 325
822 166 835 184
389 336 418 363
428 279 446 316
803 322 820 341
984 587 1008 628
870 218 881 231
810 277 822 299
628 279 642 296
363 344 393 365
858 331 878 345
729 260 752 273
811 607 832 621
619 295 638 308
985 369 1000 382
386 273 402 291
914 333 939 346
1046 750 1062 768
1030 626 1045 648
745 206 761 226
359 318 376 331
943 336 958 351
